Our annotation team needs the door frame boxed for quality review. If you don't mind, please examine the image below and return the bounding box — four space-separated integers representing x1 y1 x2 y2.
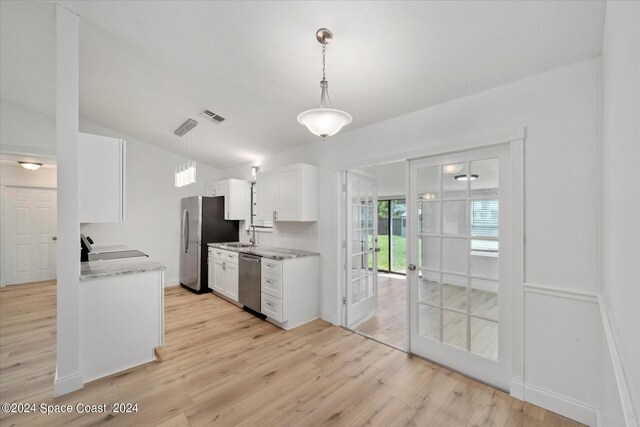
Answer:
336 128 524 397
1 184 58 287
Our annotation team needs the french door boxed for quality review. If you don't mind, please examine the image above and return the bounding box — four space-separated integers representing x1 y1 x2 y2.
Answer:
408 145 512 390
345 172 379 328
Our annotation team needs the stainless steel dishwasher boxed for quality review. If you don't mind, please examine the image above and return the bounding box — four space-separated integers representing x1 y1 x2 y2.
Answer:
238 253 261 313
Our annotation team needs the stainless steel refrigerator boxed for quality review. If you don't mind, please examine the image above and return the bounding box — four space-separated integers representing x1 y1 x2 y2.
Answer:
180 196 239 293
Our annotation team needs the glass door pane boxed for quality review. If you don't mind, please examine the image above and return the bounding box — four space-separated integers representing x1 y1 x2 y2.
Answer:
409 146 510 390
391 200 407 274
377 200 390 272
414 157 500 358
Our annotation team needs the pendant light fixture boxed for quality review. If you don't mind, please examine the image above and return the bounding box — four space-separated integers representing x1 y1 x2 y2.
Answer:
174 124 197 188
297 28 352 140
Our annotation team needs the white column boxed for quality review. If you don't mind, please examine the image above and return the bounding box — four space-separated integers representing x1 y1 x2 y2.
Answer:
54 4 83 396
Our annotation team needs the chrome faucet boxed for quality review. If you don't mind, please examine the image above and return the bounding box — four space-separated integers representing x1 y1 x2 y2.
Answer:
249 225 257 247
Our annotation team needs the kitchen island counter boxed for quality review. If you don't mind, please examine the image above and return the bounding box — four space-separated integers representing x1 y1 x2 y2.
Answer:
80 257 165 280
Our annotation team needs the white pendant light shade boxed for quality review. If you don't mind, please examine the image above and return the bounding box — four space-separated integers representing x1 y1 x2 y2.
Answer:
298 28 352 140
297 108 352 139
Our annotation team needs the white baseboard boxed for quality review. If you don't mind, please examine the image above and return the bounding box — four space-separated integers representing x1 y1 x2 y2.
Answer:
163 279 180 288
319 310 339 326
524 383 597 426
510 377 524 400
53 370 84 397
599 300 638 427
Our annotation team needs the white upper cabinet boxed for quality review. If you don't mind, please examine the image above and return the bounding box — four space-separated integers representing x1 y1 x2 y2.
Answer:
255 170 276 221
256 163 318 222
206 179 250 221
78 133 126 223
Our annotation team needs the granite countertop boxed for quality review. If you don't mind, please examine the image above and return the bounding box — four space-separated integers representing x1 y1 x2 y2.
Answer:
80 257 166 280
208 242 319 260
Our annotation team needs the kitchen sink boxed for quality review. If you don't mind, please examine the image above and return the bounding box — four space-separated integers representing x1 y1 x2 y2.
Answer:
224 242 254 248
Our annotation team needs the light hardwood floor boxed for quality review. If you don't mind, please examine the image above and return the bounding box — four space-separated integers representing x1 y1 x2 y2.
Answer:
355 274 407 349
356 274 499 359
0 280 582 426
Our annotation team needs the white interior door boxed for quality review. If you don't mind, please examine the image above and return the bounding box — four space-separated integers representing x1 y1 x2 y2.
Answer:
408 145 512 390
2 187 57 285
345 172 379 328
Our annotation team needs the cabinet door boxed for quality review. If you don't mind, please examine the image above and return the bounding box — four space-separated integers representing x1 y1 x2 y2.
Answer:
213 260 225 294
224 262 239 301
276 165 301 221
226 180 250 221
255 171 276 221
78 133 126 223
207 255 213 290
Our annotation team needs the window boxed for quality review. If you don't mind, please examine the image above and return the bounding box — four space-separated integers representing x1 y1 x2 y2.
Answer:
470 200 498 256
377 199 407 274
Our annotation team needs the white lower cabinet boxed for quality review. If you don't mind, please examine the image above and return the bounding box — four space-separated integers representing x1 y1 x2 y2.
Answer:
261 292 283 321
260 256 319 330
208 248 239 302
80 269 164 382
208 247 319 330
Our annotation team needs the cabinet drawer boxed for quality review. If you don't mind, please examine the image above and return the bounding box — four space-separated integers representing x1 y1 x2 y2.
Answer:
261 274 282 299
223 251 239 264
261 293 283 322
262 259 282 276
211 248 225 260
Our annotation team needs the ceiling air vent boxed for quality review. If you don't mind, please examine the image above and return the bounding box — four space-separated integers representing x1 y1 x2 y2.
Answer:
200 109 225 124
174 118 198 137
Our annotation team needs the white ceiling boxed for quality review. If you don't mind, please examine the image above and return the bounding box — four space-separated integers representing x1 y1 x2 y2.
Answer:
1 1 605 169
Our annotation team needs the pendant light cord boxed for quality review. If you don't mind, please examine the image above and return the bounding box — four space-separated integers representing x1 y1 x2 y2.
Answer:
322 42 327 81
320 41 332 108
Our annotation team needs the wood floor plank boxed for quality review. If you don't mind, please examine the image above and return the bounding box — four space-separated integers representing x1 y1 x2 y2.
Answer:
0 281 584 427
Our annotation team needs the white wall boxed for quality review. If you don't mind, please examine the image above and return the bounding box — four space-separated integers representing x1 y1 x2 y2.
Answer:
0 162 56 187
79 121 221 286
360 162 406 199
601 1 640 423
0 99 56 156
219 58 604 423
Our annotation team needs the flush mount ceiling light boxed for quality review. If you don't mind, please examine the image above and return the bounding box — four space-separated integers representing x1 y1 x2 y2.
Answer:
297 28 352 140
455 174 479 181
18 161 43 171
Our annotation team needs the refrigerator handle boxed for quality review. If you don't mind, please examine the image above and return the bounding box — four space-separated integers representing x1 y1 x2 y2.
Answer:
180 209 189 254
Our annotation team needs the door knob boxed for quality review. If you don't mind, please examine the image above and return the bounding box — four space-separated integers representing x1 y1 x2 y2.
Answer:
408 264 416 271
374 248 381 252
52 236 57 241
